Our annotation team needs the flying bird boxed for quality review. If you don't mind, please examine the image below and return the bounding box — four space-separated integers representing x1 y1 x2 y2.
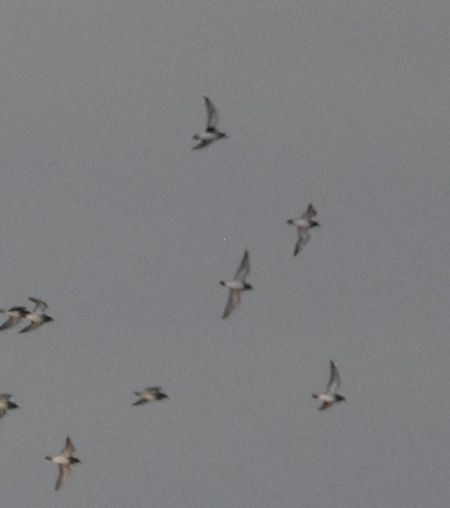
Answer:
286 203 319 256
220 249 253 319
45 437 81 491
0 306 29 330
0 394 19 417
312 360 346 410
132 387 169 406
19 297 53 333
192 96 227 149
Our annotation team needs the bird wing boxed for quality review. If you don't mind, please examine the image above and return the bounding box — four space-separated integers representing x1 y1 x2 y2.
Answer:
132 398 147 406
222 290 240 319
28 297 48 315
302 203 317 220
55 464 70 491
147 387 162 394
62 437 75 458
0 316 21 330
326 361 341 394
234 250 250 282
192 139 210 150
10 306 28 313
204 96 218 129
293 230 310 256
19 322 41 333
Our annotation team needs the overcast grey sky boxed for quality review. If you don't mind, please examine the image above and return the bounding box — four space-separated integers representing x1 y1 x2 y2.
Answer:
0 0 449 507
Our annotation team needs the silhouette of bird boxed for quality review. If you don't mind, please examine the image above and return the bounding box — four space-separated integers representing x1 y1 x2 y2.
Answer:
312 360 346 410
287 203 320 256
0 306 29 330
45 437 81 491
19 297 53 333
220 250 253 319
132 387 169 406
192 96 227 149
0 394 19 417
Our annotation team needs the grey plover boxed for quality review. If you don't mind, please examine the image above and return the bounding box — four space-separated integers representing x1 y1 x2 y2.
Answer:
0 306 29 330
312 360 345 410
220 249 253 319
192 96 227 149
286 203 319 256
19 297 53 333
0 394 19 417
133 387 168 406
46 437 81 491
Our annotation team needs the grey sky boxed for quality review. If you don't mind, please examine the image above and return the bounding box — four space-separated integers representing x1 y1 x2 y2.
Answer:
0 0 449 507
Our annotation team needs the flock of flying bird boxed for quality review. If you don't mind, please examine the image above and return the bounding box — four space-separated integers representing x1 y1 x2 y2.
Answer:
198 96 345 410
0 96 345 492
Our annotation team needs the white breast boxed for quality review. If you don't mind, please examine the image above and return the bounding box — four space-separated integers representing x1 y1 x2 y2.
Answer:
27 314 41 323
200 131 216 141
53 455 70 465
225 281 244 290
294 218 309 228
